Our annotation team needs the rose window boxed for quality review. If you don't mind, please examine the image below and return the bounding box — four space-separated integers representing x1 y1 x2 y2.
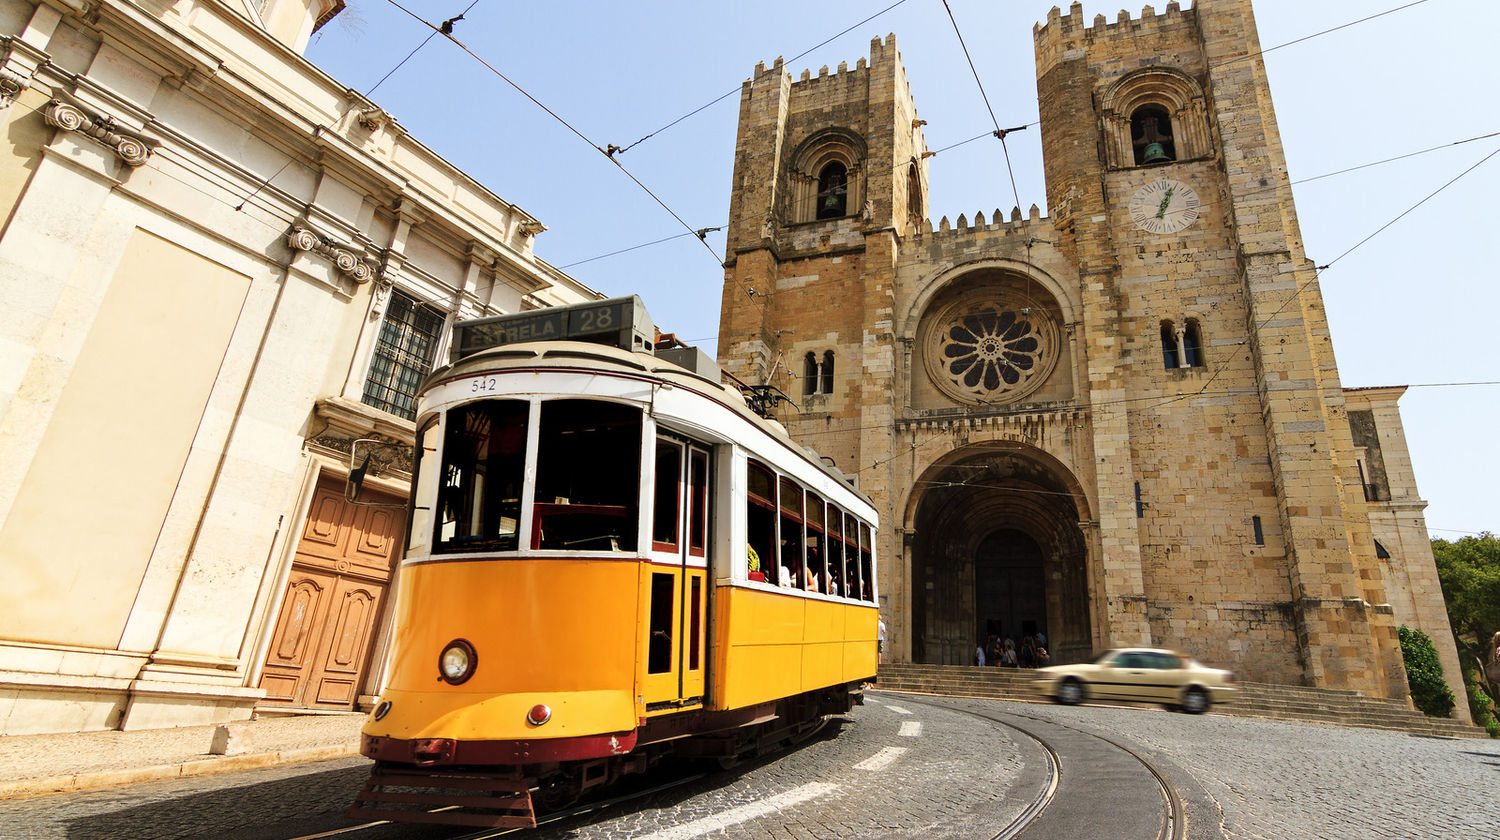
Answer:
924 294 1059 404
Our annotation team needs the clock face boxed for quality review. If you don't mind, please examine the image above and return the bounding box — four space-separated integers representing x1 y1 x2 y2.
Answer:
1129 179 1202 234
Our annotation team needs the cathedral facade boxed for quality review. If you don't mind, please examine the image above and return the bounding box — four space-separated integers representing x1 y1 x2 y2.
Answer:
716 0 1464 712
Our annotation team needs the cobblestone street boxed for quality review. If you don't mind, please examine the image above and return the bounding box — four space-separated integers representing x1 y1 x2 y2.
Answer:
2 694 1496 839
955 697 1500 840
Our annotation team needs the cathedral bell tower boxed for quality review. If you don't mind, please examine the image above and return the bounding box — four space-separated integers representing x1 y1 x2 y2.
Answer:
717 36 929 476
1035 0 1404 695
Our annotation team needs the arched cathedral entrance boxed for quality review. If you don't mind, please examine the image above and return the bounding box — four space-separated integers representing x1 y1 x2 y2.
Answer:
908 444 1092 666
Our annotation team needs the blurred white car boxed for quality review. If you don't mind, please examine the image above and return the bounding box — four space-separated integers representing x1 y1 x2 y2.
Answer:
1034 648 1236 714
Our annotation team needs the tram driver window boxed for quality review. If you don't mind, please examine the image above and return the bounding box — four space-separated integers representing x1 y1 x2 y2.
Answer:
435 400 529 552
532 399 642 551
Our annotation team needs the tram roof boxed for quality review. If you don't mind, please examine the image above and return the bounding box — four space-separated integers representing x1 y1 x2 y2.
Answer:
427 339 872 506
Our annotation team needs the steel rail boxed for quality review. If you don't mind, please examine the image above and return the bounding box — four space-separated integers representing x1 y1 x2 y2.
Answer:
900 695 1185 840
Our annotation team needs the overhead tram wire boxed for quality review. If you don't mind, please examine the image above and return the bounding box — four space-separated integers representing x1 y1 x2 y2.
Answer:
940 0 1027 215
610 0 915 156
378 0 720 264
1290 130 1500 187
560 226 725 270
234 2 486 213
367 0 485 95
564 126 1008 270
1211 0 1432 69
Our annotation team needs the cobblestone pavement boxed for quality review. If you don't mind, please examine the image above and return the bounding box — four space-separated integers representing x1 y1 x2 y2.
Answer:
941 695 1500 840
2 693 1495 839
536 695 1036 840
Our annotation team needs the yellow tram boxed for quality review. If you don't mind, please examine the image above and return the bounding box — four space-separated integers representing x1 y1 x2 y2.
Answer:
349 297 878 828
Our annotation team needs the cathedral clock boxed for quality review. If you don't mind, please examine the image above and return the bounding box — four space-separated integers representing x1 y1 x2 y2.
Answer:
1128 178 1202 234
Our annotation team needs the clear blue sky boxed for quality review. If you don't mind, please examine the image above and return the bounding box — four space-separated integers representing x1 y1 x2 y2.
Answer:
308 0 1497 537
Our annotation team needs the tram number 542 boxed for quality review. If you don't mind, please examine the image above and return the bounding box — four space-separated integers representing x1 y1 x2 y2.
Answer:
470 377 499 393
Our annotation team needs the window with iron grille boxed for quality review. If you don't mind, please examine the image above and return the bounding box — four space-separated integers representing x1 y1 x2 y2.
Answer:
362 290 445 419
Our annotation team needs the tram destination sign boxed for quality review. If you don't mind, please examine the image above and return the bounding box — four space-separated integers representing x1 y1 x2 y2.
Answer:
453 295 656 361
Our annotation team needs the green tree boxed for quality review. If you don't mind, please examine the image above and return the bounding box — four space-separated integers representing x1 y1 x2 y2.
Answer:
1433 533 1500 712
1398 625 1455 717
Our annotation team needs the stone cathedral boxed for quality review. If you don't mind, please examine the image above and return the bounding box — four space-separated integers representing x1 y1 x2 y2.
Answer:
716 0 1465 709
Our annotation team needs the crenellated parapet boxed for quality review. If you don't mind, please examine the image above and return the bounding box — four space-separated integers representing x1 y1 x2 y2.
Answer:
912 203 1048 243
1034 1 1196 77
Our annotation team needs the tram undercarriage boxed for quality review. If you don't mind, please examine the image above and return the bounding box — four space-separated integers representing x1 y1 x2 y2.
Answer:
347 682 866 829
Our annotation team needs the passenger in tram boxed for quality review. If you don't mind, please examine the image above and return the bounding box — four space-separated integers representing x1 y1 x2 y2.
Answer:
804 546 821 592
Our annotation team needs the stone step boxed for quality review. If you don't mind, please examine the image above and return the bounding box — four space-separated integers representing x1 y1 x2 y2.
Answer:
875 664 1487 739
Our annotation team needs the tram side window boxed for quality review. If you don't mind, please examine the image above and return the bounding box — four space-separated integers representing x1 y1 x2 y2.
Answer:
533 400 642 551
689 450 708 557
435 400 529 552
778 477 805 589
830 506 853 599
652 441 681 551
746 461 777 583
806 492 827 594
859 522 874 602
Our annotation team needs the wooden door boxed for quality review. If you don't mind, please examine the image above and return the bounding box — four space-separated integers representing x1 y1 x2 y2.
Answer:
259 476 406 709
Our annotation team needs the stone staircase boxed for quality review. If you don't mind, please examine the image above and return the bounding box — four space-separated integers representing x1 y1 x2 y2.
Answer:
875 663 1486 739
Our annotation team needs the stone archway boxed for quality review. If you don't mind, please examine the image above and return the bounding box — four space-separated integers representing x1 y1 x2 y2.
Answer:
908 443 1092 666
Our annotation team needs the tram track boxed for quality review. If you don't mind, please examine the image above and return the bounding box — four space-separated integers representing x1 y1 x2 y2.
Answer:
899 695 1188 840
284 699 1191 840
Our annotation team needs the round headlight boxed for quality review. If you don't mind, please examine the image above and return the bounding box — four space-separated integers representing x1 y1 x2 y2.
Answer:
439 639 476 685
373 700 392 721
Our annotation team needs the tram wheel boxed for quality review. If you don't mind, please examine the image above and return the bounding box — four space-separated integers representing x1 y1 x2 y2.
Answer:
536 775 581 811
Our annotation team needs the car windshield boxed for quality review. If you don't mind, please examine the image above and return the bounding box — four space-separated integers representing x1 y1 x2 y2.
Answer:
1094 650 1120 665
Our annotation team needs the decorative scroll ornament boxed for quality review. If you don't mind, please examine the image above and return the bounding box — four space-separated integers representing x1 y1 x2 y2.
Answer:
286 225 376 284
0 70 25 108
923 290 1060 405
44 99 154 166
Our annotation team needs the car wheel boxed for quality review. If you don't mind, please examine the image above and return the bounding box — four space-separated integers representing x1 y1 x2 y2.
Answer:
1180 686 1210 714
1056 678 1084 706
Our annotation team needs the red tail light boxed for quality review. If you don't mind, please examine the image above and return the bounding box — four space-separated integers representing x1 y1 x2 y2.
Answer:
528 704 552 726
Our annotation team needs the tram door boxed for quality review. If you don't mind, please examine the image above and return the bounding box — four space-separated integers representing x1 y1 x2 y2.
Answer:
644 436 710 707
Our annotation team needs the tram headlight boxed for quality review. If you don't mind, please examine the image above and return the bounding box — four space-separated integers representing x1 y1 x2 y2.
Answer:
438 639 477 685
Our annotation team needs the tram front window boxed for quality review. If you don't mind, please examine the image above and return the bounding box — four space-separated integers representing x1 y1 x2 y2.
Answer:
533 399 641 551
435 400 528 552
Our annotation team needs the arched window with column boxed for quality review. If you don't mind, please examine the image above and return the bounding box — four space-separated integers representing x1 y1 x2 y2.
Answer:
786 128 866 224
1160 320 1179 369
1100 68 1212 170
803 351 837 396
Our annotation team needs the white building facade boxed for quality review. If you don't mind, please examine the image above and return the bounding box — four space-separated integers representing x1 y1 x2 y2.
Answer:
0 0 598 734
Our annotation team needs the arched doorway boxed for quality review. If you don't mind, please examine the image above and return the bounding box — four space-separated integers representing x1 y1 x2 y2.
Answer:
908 444 1092 666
